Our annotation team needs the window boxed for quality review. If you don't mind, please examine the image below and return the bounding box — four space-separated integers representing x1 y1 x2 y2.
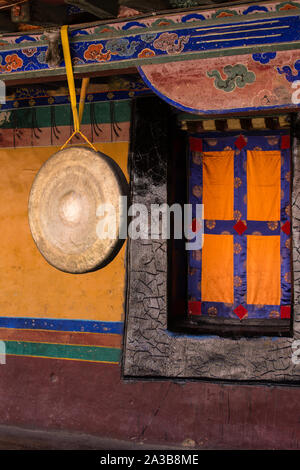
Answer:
182 130 292 337
123 96 297 381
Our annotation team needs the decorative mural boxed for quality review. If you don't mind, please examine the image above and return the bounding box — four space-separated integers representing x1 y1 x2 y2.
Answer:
0 77 149 112
1 2 300 84
0 79 149 147
1 1 298 45
138 49 300 114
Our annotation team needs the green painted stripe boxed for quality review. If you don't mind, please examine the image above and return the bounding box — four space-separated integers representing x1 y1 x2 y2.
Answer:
4 340 121 363
1 101 131 129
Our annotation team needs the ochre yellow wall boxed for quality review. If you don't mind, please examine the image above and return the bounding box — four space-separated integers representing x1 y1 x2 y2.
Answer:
0 142 128 322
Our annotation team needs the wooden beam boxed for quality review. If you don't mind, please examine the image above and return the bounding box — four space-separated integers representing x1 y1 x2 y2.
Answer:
4 66 137 86
1 3 300 83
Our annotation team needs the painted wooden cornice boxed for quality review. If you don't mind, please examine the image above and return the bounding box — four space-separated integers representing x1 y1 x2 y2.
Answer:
0 1 300 83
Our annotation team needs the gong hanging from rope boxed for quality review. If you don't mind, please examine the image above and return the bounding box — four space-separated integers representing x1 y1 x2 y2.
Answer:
28 146 128 273
28 25 129 274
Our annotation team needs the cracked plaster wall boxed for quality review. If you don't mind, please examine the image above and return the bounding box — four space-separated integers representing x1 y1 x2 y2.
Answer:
123 98 300 382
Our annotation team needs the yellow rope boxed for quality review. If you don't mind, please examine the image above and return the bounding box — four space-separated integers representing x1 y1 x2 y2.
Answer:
79 77 90 125
60 25 96 151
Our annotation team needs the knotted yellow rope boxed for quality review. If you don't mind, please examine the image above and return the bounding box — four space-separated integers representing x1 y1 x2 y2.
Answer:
60 25 96 151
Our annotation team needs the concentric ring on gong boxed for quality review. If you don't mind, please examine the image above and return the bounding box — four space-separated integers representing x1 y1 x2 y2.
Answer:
28 146 129 273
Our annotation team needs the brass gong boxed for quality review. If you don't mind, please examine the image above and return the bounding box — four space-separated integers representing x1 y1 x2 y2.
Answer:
28 146 128 273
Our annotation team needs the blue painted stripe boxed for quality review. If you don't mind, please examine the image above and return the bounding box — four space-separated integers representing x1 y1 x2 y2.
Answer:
233 146 247 310
190 17 295 49
203 220 281 235
280 146 292 306
66 16 300 68
189 140 203 301
0 317 123 334
1 89 150 112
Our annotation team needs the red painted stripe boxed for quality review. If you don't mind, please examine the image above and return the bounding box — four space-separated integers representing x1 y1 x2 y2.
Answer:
0 328 122 348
